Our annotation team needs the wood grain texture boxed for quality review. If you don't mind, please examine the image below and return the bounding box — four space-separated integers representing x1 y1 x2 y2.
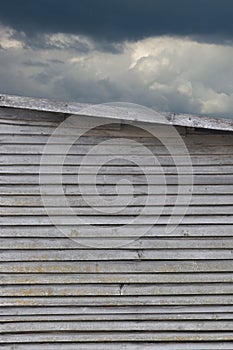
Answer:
1 331 233 342
1 103 233 346
1 93 233 131
1 260 233 273
0 344 232 350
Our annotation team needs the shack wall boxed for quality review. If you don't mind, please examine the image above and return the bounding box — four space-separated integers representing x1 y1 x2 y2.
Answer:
1 108 233 348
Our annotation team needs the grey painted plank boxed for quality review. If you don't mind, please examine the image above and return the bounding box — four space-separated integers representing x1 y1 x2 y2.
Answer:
0 116 62 126
1 283 233 297
0 107 65 123
0 116 119 131
0 184 232 195
0 122 171 137
2 295 233 307
1 260 233 273
2 249 233 261
2 205 233 216
2 272 233 284
0 123 125 135
1 238 233 250
0 224 233 238
3 312 233 322
1 165 233 175
0 343 233 350
35 134 233 147
2 144 233 155
1 133 233 145
3 194 233 207
3 320 233 332
1 154 233 165
1 331 233 342
0 174 232 186
2 305 233 316
1 216 233 225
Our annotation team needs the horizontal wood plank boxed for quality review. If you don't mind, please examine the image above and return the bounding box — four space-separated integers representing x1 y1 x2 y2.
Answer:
1 260 232 273
1 331 233 342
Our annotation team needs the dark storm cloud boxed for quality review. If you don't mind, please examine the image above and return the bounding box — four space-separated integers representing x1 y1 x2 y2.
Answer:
0 0 233 44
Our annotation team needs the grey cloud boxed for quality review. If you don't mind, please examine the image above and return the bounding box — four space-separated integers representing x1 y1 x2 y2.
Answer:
0 0 233 46
0 24 233 117
22 60 49 67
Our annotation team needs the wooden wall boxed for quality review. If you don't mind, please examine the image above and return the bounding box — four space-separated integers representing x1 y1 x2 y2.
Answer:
1 108 233 348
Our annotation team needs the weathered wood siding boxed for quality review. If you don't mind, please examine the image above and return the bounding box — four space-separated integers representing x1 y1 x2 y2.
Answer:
1 107 233 348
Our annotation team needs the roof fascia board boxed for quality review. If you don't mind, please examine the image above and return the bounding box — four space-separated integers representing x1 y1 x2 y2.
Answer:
1 94 233 132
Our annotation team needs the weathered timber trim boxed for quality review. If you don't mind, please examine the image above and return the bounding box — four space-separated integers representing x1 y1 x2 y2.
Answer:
0 93 233 131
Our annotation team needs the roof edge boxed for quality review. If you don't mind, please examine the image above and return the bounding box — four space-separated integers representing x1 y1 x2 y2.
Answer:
0 93 233 132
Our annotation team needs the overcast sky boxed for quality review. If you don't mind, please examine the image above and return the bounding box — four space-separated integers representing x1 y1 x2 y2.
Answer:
0 0 233 116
